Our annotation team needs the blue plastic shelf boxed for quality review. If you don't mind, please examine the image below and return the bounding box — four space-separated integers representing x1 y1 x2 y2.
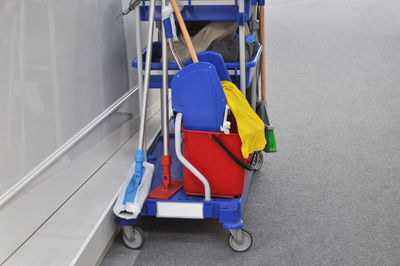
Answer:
116 132 253 230
132 41 262 89
139 0 258 22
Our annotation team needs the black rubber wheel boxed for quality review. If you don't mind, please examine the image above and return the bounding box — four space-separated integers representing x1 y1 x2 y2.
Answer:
122 226 145 250
229 229 253 252
253 151 264 171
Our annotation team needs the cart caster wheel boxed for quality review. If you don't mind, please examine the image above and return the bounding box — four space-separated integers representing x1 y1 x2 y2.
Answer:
122 226 145 249
253 151 263 171
229 229 253 252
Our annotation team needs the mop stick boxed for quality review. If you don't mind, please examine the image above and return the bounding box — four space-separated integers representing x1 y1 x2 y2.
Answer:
169 0 198 63
122 0 157 206
258 4 276 152
148 3 183 199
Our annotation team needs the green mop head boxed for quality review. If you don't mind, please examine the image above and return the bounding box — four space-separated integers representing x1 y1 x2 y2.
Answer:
264 126 277 153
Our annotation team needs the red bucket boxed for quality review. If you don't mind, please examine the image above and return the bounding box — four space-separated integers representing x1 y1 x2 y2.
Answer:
182 129 253 198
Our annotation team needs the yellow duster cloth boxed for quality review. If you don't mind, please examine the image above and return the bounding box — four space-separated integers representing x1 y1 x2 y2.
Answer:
221 81 266 159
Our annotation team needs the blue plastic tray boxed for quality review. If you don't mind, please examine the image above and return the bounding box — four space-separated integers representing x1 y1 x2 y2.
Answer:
139 0 258 22
116 132 253 230
132 41 262 89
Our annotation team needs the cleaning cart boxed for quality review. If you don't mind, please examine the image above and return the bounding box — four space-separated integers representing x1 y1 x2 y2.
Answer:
115 0 269 252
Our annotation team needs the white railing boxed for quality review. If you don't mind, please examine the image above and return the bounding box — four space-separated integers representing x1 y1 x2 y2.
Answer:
0 86 139 209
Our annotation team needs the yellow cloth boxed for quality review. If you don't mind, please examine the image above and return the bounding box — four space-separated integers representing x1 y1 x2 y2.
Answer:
221 81 266 159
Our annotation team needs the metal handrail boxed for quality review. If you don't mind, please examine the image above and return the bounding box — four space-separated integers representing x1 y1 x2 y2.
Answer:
0 85 139 209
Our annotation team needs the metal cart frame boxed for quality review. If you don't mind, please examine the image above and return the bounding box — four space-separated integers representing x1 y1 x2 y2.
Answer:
117 0 265 252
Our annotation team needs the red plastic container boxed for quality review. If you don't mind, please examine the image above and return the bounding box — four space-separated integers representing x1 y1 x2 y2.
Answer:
182 129 253 198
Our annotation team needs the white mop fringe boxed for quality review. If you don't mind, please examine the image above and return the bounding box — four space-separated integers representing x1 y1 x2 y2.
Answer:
113 161 154 220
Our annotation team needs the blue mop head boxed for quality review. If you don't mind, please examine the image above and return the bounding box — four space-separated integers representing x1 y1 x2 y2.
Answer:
113 159 155 220
122 150 145 205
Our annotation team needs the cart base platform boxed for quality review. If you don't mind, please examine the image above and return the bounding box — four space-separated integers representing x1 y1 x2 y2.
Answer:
116 132 253 230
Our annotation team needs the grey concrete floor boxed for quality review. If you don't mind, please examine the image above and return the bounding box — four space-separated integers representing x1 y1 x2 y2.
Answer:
101 0 400 265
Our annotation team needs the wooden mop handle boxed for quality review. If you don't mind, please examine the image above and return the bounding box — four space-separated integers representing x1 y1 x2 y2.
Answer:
260 5 267 101
170 0 199 63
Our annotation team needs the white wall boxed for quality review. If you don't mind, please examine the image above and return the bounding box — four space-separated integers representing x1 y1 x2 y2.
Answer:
0 0 159 263
0 0 130 195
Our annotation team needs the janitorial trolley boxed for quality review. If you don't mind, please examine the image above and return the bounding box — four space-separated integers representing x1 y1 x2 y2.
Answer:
114 0 272 252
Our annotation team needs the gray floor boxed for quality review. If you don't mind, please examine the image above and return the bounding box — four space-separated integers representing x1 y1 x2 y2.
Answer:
102 0 400 265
